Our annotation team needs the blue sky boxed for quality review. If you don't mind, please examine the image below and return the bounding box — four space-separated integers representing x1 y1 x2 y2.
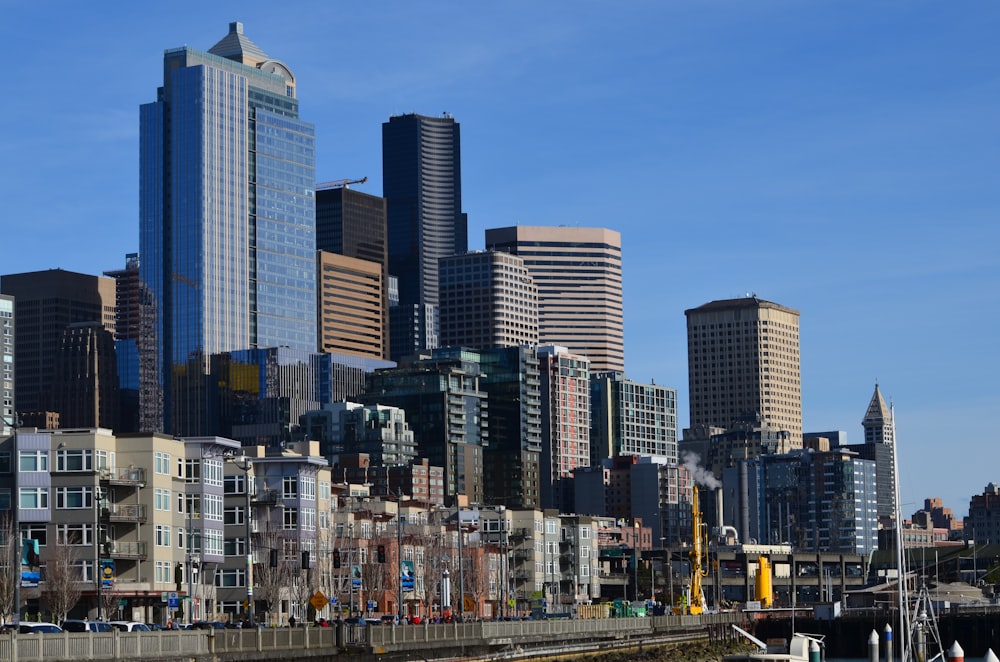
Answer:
1 1 997 518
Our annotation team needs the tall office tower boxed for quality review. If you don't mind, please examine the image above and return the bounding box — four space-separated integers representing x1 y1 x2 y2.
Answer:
317 251 385 359
439 251 538 350
538 345 591 512
140 22 316 435
0 295 12 430
51 322 120 429
590 372 678 466
485 226 624 372
105 253 162 433
1 269 116 417
316 185 390 359
839 384 897 527
684 295 802 442
382 113 467 362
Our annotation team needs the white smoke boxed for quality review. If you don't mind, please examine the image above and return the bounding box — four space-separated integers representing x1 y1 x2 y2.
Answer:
681 451 721 489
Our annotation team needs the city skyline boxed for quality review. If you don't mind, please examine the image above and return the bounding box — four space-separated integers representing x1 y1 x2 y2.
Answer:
1 2 997 516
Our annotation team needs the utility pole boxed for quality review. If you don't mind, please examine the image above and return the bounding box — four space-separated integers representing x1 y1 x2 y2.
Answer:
396 492 404 621
95 486 103 620
4 413 21 625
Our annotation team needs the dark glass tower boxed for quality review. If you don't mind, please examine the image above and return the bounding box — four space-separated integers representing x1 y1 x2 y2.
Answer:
382 113 467 361
140 22 316 434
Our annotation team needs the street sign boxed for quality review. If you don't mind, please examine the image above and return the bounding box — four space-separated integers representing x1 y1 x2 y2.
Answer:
168 597 179 609
309 591 329 612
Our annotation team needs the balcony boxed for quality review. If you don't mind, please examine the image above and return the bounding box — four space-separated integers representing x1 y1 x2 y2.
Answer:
106 541 147 560
251 490 281 506
100 467 147 488
102 503 147 523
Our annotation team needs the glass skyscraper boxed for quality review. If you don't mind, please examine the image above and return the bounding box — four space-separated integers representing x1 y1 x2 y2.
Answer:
140 22 316 434
382 113 467 361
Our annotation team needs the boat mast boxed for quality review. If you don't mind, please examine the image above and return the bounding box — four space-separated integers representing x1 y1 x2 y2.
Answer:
890 401 912 662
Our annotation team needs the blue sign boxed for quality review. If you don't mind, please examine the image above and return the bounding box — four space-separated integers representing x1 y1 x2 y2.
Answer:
168 597 179 609
401 560 415 591
101 559 116 588
21 570 39 589
351 565 362 587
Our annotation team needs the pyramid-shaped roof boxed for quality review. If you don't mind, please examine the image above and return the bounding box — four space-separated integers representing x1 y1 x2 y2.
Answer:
208 22 269 66
862 383 891 426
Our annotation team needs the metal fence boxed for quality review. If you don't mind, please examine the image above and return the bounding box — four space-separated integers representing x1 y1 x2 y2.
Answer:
0 613 743 661
0 630 207 662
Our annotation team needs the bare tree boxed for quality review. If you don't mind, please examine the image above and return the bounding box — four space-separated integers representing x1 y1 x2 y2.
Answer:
419 529 448 620
359 536 391 614
100 583 124 622
254 527 292 625
0 515 16 624
42 542 82 622
466 542 492 618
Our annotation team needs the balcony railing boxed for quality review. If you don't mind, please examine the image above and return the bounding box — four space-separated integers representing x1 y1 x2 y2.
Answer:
102 503 147 523
105 541 147 560
100 467 146 488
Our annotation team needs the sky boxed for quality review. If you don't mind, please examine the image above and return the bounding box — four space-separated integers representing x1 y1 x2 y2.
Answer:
1 1 997 518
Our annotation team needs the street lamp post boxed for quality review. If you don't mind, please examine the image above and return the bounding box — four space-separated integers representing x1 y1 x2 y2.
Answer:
227 453 254 625
396 499 404 621
95 486 104 620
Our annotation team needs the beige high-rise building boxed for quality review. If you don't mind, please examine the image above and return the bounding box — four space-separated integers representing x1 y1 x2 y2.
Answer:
317 250 385 359
685 296 802 441
439 250 538 350
486 226 623 372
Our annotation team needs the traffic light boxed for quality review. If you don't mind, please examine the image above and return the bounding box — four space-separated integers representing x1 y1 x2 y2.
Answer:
377 544 386 563
269 549 279 568
332 549 341 568
301 551 311 570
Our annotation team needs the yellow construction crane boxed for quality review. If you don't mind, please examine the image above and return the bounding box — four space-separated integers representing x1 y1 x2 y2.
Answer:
677 485 709 614
315 177 368 190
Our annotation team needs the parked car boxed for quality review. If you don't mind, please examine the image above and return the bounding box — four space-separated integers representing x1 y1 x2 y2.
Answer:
61 619 112 632
109 621 151 632
19 622 63 634
191 621 226 630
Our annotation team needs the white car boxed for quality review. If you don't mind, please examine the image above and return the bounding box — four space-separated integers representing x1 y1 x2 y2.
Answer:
109 621 151 632
18 622 63 634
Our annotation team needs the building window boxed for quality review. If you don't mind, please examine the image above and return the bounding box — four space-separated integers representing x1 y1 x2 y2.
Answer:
19 450 48 472
154 452 171 475
56 449 93 472
56 486 94 509
155 525 171 547
20 487 48 509
284 508 299 530
57 523 93 545
283 476 298 499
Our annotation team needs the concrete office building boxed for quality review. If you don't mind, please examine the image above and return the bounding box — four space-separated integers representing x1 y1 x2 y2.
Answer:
140 22 316 435
486 226 623 372
317 251 385 360
316 186 390 359
439 251 538 350
685 295 802 442
0 269 117 420
383 113 467 361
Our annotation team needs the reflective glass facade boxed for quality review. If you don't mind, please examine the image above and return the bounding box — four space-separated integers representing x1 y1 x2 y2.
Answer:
140 27 315 435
